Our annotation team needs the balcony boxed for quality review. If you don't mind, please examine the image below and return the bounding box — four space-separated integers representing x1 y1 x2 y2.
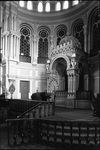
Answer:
19 55 31 63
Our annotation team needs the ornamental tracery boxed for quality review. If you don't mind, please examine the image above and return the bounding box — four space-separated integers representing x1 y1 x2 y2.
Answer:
56 27 67 45
20 26 31 63
89 6 100 57
38 28 50 64
72 19 84 52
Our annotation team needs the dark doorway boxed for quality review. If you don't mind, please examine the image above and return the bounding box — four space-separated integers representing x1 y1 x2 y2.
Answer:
20 81 30 99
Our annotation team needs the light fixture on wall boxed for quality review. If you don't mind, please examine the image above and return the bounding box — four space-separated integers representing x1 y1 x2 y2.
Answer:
20 52 24 56
72 53 76 58
46 58 51 73
47 59 50 64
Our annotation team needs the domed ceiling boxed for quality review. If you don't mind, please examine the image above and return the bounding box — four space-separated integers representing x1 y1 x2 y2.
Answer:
18 0 82 12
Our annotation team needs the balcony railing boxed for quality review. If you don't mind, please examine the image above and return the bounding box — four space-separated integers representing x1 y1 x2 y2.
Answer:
19 55 31 63
6 118 100 148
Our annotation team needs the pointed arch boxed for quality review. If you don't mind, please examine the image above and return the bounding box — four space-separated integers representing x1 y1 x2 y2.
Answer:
55 24 67 46
88 6 100 56
37 26 50 64
71 19 84 51
19 23 34 63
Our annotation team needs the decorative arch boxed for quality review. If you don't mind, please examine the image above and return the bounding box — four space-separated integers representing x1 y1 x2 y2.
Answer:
37 26 51 64
50 54 70 72
55 24 67 46
19 23 34 63
88 6 100 57
20 23 34 35
71 19 84 51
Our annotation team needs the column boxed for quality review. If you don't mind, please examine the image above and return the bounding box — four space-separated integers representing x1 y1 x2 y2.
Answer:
10 14 13 31
33 34 38 64
49 35 54 57
7 34 10 58
13 35 16 58
66 21 71 36
72 74 75 93
13 16 16 31
5 15 8 31
2 36 4 56
83 25 88 53
70 74 73 93
17 36 19 59
84 74 89 91
18 36 20 61
30 35 33 64
50 35 54 48
15 36 17 57
68 74 71 93
5 34 7 57
10 34 13 58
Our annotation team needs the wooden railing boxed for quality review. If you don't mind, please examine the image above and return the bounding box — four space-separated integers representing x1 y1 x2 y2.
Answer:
55 90 67 98
76 90 96 101
17 101 55 119
6 118 100 149
8 99 42 117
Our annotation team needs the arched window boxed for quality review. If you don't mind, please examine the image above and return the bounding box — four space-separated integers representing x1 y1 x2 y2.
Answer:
38 1 43 12
56 1 61 11
27 1 33 10
89 9 100 57
72 20 84 51
19 1 24 7
72 0 79 6
20 27 31 63
45 2 50 12
92 14 100 54
56 27 67 45
63 1 69 10
38 29 49 64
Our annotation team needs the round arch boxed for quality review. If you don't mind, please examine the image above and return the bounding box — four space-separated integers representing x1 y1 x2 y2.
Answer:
20 23 34 35
50 54 70 72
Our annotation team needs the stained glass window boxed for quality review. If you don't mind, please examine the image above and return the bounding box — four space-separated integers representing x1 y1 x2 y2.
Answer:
93 14 100 54
56 1 61 11
57 28 67 45
19 1 24 7
27 1 33 10
73 22 84 51
38 1 43 12
38 29 49 64
20 27 31 63
72 0 79 6
45 1 50 12
63 1 69 10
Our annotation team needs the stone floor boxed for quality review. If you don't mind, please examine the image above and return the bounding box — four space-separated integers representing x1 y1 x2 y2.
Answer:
0 107 100 150
54 107 99 121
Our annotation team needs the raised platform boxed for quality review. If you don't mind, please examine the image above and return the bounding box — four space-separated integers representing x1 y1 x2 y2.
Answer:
54 106 98 122
55 98 91 109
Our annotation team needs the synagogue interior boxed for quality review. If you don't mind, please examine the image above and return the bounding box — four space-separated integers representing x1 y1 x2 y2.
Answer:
0 1 100 149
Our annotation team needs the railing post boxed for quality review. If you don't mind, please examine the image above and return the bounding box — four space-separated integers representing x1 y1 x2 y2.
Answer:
53 92 56 115
86 124 89 145
13 121 17 145
78 123 81 145
7 121 10 146
34 119 39 144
